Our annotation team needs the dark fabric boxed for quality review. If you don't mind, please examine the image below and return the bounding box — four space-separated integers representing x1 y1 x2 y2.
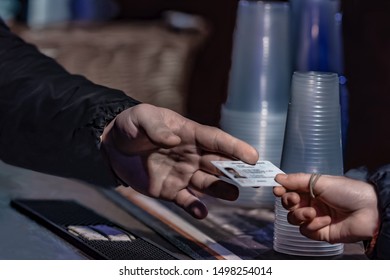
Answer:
368 165 390 259
0 19 140 187
345 166 390 259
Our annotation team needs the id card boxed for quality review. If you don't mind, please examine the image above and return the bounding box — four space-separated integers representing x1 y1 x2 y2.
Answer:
211 160 285 187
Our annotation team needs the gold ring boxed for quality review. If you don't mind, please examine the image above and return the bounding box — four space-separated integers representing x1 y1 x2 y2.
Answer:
309 173 322 198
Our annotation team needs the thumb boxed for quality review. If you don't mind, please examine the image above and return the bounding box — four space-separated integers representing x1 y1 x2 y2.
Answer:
110 106 182 154
142 122 182 149
129 104 182 149
275 173 312 193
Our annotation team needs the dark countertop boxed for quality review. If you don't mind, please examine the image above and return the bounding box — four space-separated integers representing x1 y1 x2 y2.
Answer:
0 161 187 260
0 160 366 260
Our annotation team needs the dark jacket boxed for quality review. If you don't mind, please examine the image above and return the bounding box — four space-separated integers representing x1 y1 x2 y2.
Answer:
367 165 390 259
347 166 390 259
0 19 139 187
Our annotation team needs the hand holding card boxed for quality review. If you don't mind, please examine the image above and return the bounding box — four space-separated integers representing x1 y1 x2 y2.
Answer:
211 160 285 188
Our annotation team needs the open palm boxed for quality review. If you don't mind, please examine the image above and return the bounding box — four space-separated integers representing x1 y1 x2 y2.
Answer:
101 104 259 219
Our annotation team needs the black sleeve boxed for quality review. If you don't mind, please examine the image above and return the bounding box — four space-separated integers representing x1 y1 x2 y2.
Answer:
0 19 140 187
368 164 390 259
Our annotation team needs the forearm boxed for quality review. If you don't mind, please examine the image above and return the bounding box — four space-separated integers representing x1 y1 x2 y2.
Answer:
0 20 139 186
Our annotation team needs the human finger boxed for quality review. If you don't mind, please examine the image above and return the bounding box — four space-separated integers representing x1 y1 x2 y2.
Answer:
273 186 286 197
112 104 182 154
174 188 208 219
190 170 239 201
193 124 259 165
142 123 182 148
299 216 332 241
132 109 182 148
302 216 332 232
287 207 317 225
275 173 314 193
281 191 302 210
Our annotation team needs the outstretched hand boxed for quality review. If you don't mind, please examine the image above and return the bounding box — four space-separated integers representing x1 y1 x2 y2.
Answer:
101 104 259 219
273 173 379 243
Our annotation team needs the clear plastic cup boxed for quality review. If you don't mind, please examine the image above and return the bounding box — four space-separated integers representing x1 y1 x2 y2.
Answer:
274 71 344 257
225 0 291 113
219 1 291 208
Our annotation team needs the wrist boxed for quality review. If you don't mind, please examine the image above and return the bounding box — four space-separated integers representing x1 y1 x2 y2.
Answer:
100 116 116 145
100 128 129 187
100 117 129 187
364 218 381 258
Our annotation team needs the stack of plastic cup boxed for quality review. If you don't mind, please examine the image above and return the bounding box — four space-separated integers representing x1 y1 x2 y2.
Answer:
225 0 291 114
291 0 339 72
219 0 291 209
71 0 119 22
27 0 71 29
219 106 286 209
280 71 344 175
273 71 344 256
220 106 287 166
0 0 20 22
290 0 349 152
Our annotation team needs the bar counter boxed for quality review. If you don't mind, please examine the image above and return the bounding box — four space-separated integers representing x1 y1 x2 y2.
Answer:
0 161 366 260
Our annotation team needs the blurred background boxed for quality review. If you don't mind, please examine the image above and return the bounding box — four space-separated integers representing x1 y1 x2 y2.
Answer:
1 0 390 174
1 0 238 125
